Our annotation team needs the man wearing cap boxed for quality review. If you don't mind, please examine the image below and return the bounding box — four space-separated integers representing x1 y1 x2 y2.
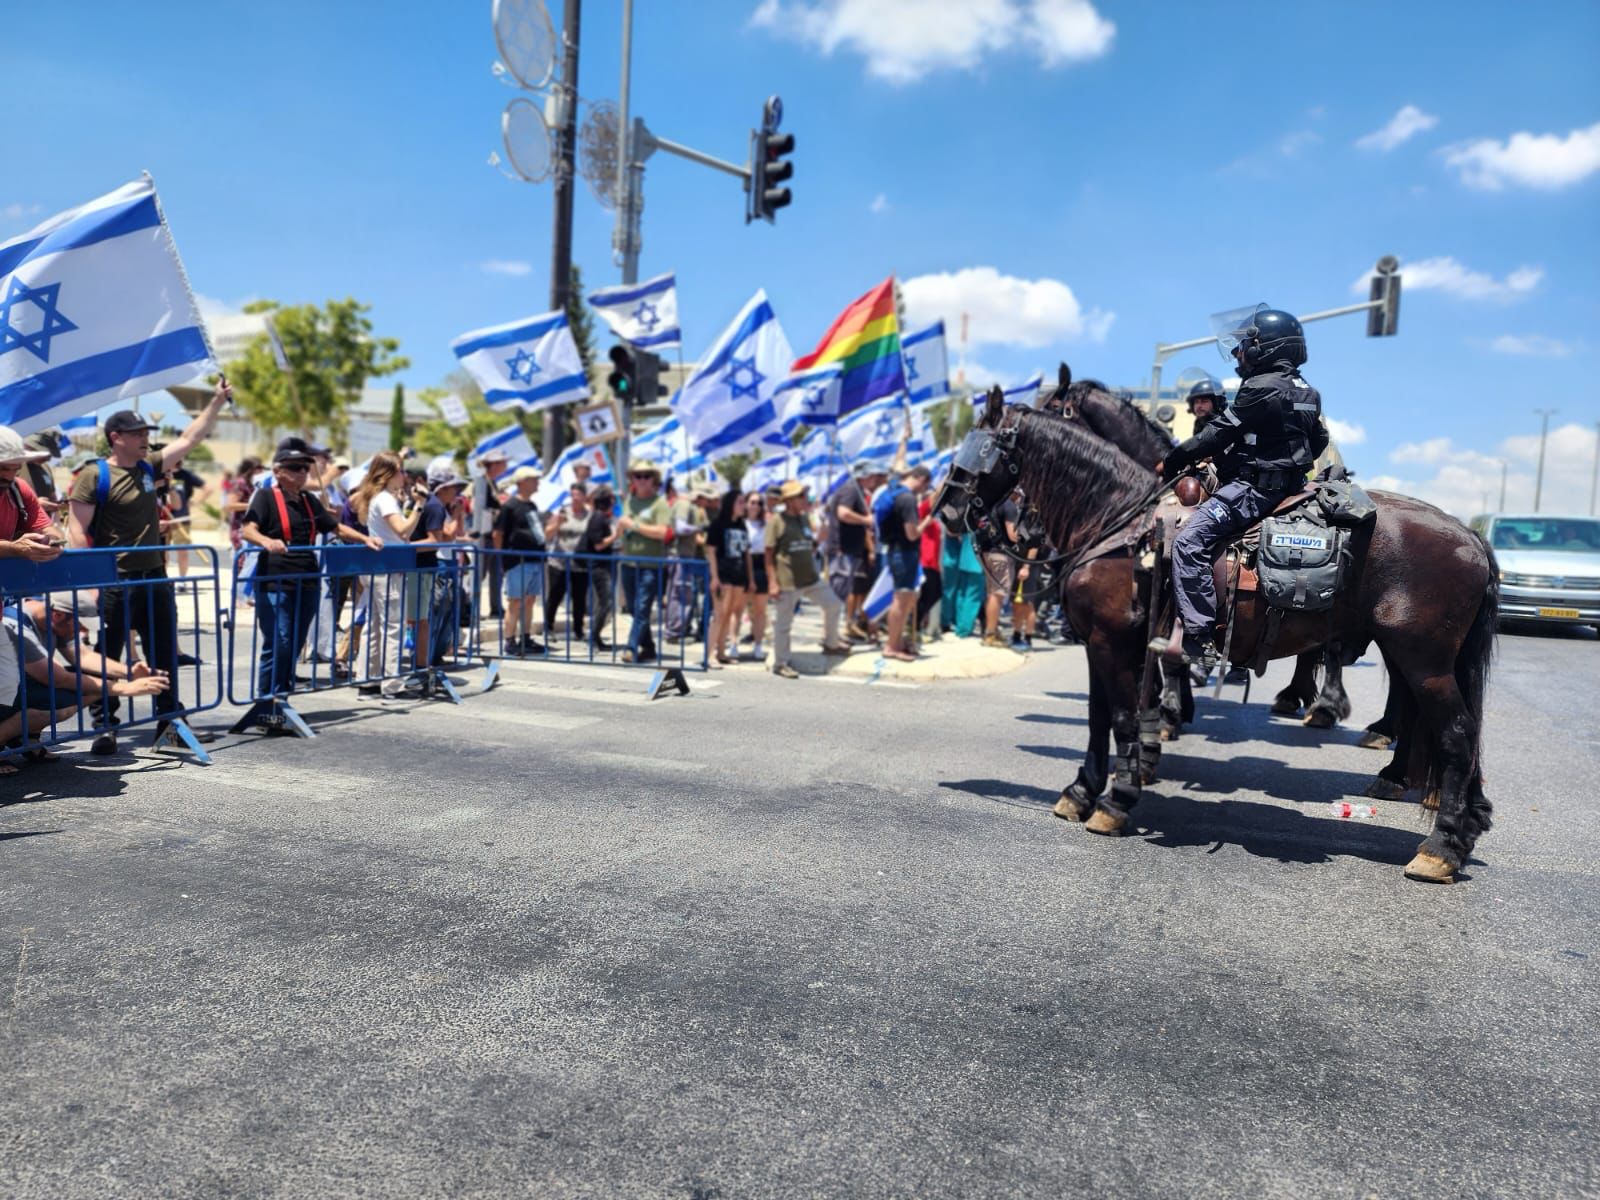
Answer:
614 461 674 663
65 381 231 752
832 462 886 641
239 438 382 710
0 426 65 563
472 447 512 620
765 481 848 679
492 465 547 655
1 591 170 768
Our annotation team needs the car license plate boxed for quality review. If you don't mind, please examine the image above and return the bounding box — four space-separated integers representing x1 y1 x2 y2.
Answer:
1537 607 1581 618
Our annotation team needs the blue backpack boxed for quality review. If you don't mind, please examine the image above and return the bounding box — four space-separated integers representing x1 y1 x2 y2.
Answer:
872 480 908 540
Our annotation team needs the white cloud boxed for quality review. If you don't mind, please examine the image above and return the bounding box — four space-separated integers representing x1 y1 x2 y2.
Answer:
2 201 42 222
1442 121 1600 191
869 192 890 215
750 0 1113 84
1355 105 1439 152
1369 422 1598 519
1348 256 1542 303
1326 418 1366 446
1277 130 1321 157
480 259 532 277
902 266 1113 349
1488 334 1576 358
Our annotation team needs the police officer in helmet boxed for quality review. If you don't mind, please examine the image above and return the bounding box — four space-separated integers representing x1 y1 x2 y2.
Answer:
1185 376 1227 433
1156 306 1329 680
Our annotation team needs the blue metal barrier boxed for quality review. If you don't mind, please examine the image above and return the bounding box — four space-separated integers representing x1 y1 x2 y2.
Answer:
472 548 711 697
0 546 225 764
225 542 481 737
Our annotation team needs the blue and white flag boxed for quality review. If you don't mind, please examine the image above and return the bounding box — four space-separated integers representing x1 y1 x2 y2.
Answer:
0 174 216 436
795 427 847 500
587 271 681 352
902 321 950 406
59 411 99 434
451 310 590 414
836 392 909 467
772 362 844 429
673 290 794 459
631 412 710 479
908 404 935 461
534 442 613 513
922 445 955 484
471 422 537 469
972 372 1043 409
742 452 790 495
863 560 922 621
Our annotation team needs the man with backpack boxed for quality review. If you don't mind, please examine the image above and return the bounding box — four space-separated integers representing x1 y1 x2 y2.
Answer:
65 382 231 753
876 465 930 662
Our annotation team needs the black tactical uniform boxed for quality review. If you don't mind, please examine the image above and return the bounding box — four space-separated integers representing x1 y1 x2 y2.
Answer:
1161 310 1329 670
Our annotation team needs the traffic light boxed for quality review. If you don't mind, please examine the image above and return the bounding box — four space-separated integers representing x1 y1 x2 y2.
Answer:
748 96 795 224
636 351 669 406
1366 256 1401 337
607 345 637 402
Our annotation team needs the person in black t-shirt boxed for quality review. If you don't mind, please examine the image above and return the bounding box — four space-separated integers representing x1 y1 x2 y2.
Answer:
240 439 380 703
491 466 547 655
704 489 751 665
581 487 619 652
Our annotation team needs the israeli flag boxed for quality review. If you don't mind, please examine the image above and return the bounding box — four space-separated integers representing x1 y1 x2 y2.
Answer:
972 372 1043 409
587 271 681 351
836 392 908 467
773 362 844 429
472 422 537 469
59 412 98 433
631 412 710 479
863 561 921 621
908 404 935 461
451 310 590 413
673 290 794 459
922 446 955 483
0 174 216 435
534 442 613 513
795 427 847 500
902 321 950 406
742 452 790 495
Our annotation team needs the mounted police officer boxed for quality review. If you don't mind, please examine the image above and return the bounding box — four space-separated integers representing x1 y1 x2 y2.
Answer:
1156 307 1329 679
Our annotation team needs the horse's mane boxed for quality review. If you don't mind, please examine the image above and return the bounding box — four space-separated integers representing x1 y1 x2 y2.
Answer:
1001 407 1157 563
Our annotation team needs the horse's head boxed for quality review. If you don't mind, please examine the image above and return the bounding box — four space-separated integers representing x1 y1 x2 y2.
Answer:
934 385 1022 536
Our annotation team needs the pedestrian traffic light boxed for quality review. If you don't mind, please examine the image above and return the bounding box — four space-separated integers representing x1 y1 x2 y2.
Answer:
1366 256 1401 337
608 345 637 401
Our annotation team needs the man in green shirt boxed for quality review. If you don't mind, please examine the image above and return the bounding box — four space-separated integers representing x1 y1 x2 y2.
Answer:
613 460 673 662
765 481 848 679
66 381 231 752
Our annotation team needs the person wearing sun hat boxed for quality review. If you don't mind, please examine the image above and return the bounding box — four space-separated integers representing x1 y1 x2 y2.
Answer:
493 464 548 655
765 479 848 678
614 460 673 663
471 446 514 620
0 426 64 563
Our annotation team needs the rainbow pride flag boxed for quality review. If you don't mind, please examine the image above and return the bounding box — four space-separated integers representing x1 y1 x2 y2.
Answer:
790 277 906 422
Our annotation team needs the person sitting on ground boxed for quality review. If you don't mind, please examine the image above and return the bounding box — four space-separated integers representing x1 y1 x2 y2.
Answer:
0 591 169 772
239 437 381 710
492 466 547 656
704 488 750 666
766 481 849 680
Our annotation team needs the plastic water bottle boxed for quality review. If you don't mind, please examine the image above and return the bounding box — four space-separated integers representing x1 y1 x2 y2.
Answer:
1328 801 1378 820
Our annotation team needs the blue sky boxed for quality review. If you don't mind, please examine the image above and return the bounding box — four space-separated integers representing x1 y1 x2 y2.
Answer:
6 0 1598 514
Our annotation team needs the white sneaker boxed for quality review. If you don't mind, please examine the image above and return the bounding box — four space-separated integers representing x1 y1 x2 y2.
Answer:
751 640 764 661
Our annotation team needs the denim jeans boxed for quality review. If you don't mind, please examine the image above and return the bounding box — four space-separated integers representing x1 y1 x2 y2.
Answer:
254 580 320 697
621 561 663 660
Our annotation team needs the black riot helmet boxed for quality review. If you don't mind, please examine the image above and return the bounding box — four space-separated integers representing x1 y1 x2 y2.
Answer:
1213 304 1307 375
1185 376 1227 413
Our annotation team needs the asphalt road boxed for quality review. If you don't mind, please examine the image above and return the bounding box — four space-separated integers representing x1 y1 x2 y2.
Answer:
2 623 1597 1199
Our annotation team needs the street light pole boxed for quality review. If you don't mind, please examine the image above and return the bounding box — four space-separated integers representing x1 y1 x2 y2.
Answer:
1499 459 1508 511
1590 420 1599 517
544 0 582 468
1532 408 1557 513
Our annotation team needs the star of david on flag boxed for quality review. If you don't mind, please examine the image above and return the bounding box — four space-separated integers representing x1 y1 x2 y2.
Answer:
902 321 950 406
835 392 909 468
0 173 217 435
673 290 794 459
773 362 844 430
587 271 681 351
451 309 589 414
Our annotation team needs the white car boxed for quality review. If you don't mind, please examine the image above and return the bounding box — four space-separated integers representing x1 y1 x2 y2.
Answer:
1470 513 1600 632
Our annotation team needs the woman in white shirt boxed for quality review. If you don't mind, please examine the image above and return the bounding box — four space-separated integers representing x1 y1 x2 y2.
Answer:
735 490 771 661
350 452 423 699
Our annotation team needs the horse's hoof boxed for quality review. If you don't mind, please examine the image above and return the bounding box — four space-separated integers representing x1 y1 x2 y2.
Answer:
1085 807 1127 837
1054 793 1092 823
1302 708 1337 729
1364 776 1406 801
1356 730 1394 751
1421 790 1441 812
1269 697 1302 716
1403 852 1456 884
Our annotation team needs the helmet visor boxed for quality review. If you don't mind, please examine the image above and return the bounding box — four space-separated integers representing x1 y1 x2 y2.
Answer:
1210 303 1270 361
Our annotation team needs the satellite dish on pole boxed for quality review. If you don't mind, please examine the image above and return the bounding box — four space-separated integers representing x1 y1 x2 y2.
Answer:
502 98 554 183
492 0 556 90
579 101 621 209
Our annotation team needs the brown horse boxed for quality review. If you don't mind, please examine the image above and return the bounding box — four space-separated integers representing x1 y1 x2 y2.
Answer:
935 387 1498 884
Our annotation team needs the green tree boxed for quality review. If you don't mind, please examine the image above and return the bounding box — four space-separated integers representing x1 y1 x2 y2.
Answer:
565 263 598 376
228 297 409 447
388 383 407 451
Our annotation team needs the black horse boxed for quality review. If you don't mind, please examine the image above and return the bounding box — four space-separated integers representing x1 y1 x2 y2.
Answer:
936 388 1498 884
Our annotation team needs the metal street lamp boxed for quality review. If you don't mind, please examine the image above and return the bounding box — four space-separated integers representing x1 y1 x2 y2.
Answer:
1533 408 1557 512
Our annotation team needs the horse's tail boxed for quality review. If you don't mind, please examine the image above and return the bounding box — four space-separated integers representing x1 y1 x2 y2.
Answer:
1428 538 1498 833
